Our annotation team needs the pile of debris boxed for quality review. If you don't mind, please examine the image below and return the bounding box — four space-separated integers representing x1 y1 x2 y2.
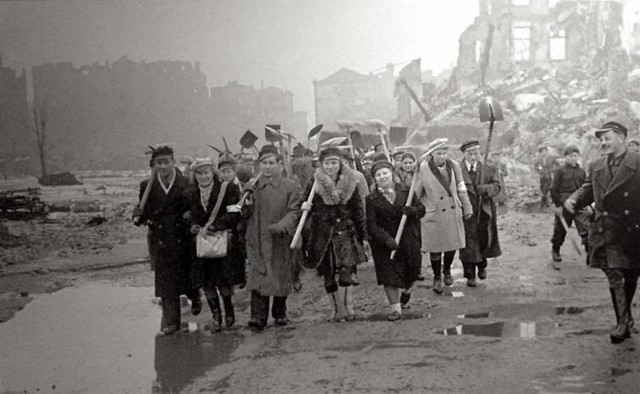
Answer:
0 189 48 220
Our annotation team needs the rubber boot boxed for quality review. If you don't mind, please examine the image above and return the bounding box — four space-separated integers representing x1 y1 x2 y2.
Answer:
206 294 223 333
610 287 630 343
344 286 356 321
330 291 347 322
222 295 235 328
625 280 637 330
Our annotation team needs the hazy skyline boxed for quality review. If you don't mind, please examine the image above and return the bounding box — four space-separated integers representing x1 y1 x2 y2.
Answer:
0 0 479 125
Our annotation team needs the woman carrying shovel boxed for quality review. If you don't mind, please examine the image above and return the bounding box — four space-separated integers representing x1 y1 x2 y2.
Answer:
366 159 425 321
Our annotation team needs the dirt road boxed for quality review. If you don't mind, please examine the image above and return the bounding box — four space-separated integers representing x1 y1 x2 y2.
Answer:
1 211 639 394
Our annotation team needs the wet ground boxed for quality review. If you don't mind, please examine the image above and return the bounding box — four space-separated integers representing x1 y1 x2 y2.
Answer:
1 212 640 393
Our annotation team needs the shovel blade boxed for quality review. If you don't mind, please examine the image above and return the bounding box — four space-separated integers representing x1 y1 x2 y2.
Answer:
308 124 323 139
240 130 258 149
479 96 504 123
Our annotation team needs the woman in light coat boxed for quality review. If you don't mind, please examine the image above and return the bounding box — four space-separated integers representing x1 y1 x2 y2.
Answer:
415 139 473 294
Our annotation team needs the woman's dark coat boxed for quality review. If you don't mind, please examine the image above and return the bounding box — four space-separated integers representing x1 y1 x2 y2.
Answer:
186 178 243 288
138 171 193 298
303 165 367 275
366 183 425 288
459 160 502 263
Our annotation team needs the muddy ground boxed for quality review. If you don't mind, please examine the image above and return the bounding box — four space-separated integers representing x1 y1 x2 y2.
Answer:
1 175 639 393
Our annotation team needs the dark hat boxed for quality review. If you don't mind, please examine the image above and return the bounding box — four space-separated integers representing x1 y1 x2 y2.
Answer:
400 151 416 162
628 138 640 147
258 145 281 162
293 143 306 158
147 144 174 159
563 145 580 156
319 146 344 162
218 153 236 168
460 140 480 152
370 160 394 178
595 121 628 138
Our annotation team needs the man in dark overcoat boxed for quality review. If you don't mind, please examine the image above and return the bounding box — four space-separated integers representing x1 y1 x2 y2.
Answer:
458 140 502 287
133 145 196 335
566 121 640 343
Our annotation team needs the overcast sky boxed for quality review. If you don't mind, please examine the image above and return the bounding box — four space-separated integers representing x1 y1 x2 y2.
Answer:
0 0 478 123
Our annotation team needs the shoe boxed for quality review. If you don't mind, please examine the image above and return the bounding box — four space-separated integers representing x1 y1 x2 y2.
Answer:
443 273 453 286
248 320 265 332
552 260 561 271
467 278 477 287
161 325 179 335
552 249 562 262
330 292 347 322
238 281 246 290
387 311 401 321
191 298 202 316
400 292 411 309
345 313 356 322
478 269 486 280
417 273 425 281
433 278 443 294
275 317 291 326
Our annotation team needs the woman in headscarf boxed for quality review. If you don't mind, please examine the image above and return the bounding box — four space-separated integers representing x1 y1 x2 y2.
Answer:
186 158 243 332
396 151 417 188
302 146 367 322
366 160 425 320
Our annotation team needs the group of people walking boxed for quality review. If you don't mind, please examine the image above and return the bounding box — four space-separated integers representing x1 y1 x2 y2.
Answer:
133 119 640 345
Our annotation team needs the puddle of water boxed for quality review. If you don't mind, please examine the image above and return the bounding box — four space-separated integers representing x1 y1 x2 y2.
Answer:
437 320 558 338
456 307 586 319
0 282 241 394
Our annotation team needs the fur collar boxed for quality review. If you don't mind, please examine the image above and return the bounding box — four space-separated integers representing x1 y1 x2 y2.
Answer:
314 165 358 205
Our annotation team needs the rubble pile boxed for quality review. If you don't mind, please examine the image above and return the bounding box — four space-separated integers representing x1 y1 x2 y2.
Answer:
0 189 48 220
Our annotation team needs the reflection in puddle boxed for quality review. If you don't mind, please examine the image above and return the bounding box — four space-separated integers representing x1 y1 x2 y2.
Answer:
438 321 558 338
456 306 586 319
0 282 241 394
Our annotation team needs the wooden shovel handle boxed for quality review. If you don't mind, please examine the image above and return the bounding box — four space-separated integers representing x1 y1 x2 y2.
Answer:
236 171 263 209
290 180 317 249
138 169 156 212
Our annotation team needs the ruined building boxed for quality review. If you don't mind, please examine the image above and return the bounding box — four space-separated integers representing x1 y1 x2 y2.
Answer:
313 64 396 127
456 0 626 87
0 54 29 175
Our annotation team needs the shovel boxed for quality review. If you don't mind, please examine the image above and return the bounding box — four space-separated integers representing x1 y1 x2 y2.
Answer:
390 139 447 259
235 171 263 210
557 211 583 256
290 180 318 249
477 96 504 223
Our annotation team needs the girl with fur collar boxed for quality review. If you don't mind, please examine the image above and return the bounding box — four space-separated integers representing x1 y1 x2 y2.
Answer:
301 147 367 322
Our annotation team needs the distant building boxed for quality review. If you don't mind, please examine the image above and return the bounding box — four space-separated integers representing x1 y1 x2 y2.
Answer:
0 53 30 174
313 64 396 127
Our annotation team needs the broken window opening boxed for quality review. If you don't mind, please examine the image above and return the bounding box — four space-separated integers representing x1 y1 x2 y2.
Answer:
550 29 566 61
512 23 531 61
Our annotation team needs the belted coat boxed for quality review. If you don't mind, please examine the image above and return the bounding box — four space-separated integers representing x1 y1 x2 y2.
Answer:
415 158 472 253
572 151 640 269
303 165 367 274
459 160 502 263
244 174 301 297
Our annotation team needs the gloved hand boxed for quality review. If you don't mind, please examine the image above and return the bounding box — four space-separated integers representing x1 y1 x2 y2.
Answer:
301 201 312 211
476 185 490 197
242 183 257 195
385 238 399 250
401 206 420 218
564 198 576 214
268 222 286 235
132 206 144 226
579 204 594 218
553 205 564 216
190 225 202 235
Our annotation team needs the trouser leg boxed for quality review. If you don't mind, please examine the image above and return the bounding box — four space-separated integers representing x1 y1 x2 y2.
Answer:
161 297 181 331
204 287 222 331
603 268 630 343
249 291 269 328
551 213 568 250
462 262 477 280
272 296 287 319
219 286 235 327
624 269 640 329
443 250 455 274
430 253 442 279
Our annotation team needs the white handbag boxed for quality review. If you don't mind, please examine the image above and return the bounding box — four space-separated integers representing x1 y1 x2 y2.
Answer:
196 182 229 258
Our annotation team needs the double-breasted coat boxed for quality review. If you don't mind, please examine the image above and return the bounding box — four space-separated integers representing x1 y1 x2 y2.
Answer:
459 160 502 263
244 174 301 297
572 151 640 269
415 158 473 253
186 178 244 288
303 165 367 275
366 183 425 288
138 171 193 298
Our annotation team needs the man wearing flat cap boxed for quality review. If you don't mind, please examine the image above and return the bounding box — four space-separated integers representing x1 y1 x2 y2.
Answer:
458 140 502 287
133 145 198 335
566 121 640 344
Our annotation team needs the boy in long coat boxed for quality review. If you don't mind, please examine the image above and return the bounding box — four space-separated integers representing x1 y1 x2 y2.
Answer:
458 140 502 287
133 145 196 335
242 145 301 331
566 121 640 343
415 138 473 293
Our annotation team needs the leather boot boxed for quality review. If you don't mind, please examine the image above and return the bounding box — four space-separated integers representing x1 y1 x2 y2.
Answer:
330 291 347 322
222 295 235 328
400 292 411 309
344 286 356 321
625 280 637 330
610 287 630 343
206 294 223 333
433 277 443 294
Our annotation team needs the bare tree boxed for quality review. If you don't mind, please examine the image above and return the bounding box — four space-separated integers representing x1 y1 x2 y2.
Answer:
31 99 51 177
